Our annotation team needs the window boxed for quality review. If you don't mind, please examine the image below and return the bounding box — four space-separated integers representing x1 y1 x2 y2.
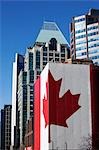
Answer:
43 61 47 66
75 17 85 23
49 58 53 61
76 40 86 45
61 45 65 53
43 52 47 56
88 49 99 54
30 70 34 83
61 54 65 57
29 53 33 70
88 31 98 37
49 53 53 56
75 28 86 34
49 38 57 51
88 37 99 43
43 46 47 51
55 53 59 57
36 50 40 69
76 46 86 51
23 72 27 84
90 55 99 60
55 58 59 61
88 43 99 49
43 57 47 61
37 70 41 75
87 26 98 31
76 34 86 39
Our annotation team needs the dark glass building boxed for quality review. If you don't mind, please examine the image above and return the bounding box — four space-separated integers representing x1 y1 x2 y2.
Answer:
1 105 12 150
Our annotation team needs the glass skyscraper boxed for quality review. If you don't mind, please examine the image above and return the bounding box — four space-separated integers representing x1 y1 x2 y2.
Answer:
70 9 99 65
11 54 24 149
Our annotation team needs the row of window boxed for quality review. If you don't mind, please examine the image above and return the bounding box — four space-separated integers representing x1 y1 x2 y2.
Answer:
88 31 98 37
76 31 98 40
90 55 99 60
88 49 99 54
75 28 86 34
76 52 87 57
87 25 98 31
43 23 58 31
76 46 86 51
76 40 86 45
75 37 99 46
75 25 98 35
88 43 99 49
94 62 99 65
75 17 85 23
76 34 86 39
88 37 99 43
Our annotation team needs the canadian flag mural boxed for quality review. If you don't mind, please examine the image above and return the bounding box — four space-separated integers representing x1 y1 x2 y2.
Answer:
34 63 99 150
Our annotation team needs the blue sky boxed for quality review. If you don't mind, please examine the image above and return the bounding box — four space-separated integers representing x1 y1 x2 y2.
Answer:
0 0 99 110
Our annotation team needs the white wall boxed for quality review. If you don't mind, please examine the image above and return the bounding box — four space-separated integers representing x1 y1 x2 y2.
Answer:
40 63 92 150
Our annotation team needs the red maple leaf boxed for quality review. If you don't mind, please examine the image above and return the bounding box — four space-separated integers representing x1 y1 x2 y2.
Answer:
43 71 81 142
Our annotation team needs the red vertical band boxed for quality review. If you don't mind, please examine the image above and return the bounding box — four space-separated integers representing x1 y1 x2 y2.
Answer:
90 65 99 149
34 77 40 150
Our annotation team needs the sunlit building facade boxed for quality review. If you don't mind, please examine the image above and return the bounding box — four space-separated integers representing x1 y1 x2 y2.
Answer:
70 9 99 65
12 21 70 147
11 54 24 149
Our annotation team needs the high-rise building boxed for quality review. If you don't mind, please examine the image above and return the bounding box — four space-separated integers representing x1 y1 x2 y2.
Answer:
18 71 27 145
70 9 99 65
11 53 24 149
1 109 5 150
1 105 12 150
26 21 70 120
17 21 70 147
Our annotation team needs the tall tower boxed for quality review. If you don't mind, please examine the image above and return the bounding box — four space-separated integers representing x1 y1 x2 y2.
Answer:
23 21 70 149
1 105 12 150
70 9 99 64
17 21 70 147
26 21 70 121
11 53 24 149
1 109 5 150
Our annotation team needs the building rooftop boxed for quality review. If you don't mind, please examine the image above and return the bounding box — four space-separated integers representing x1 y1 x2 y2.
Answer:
36 21 69 46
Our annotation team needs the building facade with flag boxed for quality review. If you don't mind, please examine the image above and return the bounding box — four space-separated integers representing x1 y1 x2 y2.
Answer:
34 63 99 150
11 21 70 149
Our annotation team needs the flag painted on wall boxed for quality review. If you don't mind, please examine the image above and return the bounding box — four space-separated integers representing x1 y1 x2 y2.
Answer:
34 63 99 150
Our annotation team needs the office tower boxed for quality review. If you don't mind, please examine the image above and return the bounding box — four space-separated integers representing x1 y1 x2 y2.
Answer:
18 71 27 145
11 53 24 149
26 21 70 122
12 22 70 148
70 9 99 64
17 21 70 147
24 50 34 121
1 109 5 150
1 105 12 150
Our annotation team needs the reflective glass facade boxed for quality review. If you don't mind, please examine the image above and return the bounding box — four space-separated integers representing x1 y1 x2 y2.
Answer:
71 9 99 65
